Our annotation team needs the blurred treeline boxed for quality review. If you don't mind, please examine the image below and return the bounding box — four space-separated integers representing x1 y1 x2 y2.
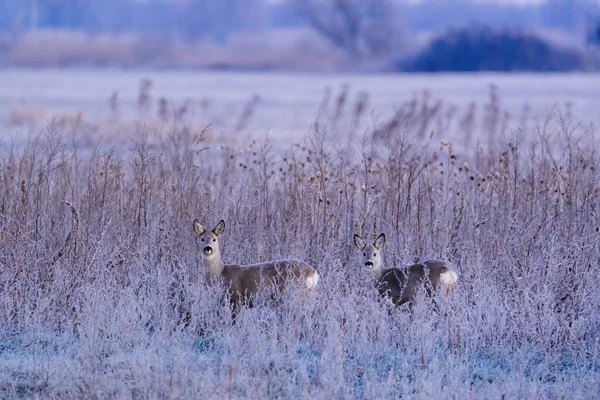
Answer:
1 0 599 71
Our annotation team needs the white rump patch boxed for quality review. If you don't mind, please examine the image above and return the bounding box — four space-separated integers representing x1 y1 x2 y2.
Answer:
305 271 319 290
440 269 458 285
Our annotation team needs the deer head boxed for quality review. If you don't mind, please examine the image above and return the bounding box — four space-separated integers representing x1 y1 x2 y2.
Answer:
353 233 386 274
193 219 226 259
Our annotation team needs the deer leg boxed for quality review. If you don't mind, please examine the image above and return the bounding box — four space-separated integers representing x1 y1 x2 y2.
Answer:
230 302 241 325
228 293 241 325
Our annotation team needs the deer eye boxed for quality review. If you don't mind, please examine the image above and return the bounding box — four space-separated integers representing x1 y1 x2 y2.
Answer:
363 253 366 257
373 253 377 256
212 238 216 242
201 238 205 242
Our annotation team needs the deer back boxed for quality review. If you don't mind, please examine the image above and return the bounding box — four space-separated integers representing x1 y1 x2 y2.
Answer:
222 260 316 304
377 260 453 306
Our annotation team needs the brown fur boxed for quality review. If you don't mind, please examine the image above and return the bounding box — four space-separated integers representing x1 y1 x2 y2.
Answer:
194 219 319 317
354 233 458 308
378 260 452 306
221 260 317 308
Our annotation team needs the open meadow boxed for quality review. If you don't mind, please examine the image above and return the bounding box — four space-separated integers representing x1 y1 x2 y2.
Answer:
0 70 599 398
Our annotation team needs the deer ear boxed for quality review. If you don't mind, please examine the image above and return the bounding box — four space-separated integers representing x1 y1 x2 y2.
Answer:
193 219 205 236
374 233 386 249
353 234 366 250
213 220 226 236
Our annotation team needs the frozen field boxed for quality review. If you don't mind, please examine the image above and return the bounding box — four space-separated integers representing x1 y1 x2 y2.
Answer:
1 68 599 144
1 68 599 398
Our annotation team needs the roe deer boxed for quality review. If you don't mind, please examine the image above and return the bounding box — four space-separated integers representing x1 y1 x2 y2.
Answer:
194 219 319 316
353 233 458 307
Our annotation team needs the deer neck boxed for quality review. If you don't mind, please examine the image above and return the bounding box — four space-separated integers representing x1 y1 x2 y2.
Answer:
370 263 386 283
203 252 224 281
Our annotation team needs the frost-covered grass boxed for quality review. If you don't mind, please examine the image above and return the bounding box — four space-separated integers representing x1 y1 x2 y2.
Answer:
0 100 599 398
2 69 600 144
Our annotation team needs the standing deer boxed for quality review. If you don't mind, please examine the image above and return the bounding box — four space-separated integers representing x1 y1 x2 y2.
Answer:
353 233 458 307
194 220 319 317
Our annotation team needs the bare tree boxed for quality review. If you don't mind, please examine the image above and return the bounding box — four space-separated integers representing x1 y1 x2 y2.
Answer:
586 16 600 48
294 0 401 58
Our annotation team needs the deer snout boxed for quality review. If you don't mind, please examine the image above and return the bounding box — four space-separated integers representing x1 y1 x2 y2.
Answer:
365 261 374 268
203 245 213 255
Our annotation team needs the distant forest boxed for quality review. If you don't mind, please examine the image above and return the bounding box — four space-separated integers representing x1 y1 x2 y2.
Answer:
1 0 599 72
